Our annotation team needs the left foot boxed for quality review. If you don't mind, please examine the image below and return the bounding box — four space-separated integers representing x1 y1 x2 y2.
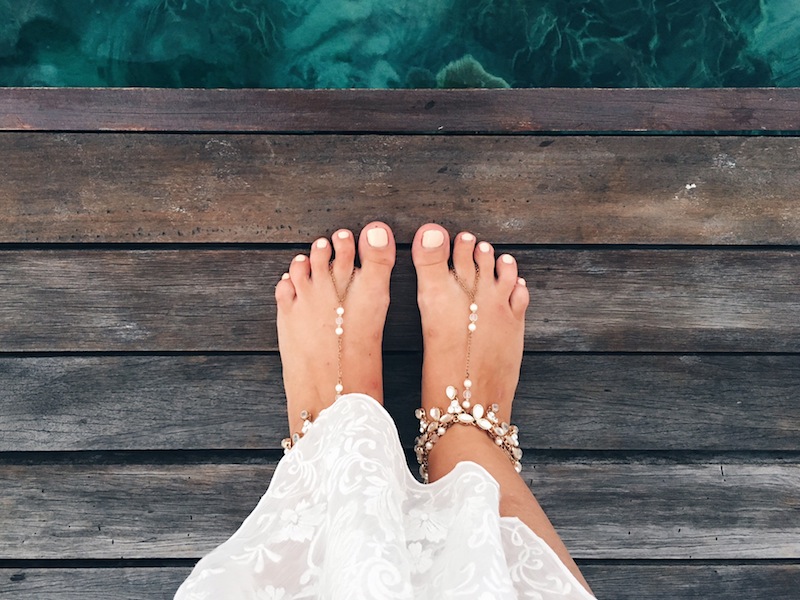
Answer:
275 222 396 435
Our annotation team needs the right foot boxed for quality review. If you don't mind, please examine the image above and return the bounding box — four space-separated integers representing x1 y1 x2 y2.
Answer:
275 222 396 435
411 224 529 479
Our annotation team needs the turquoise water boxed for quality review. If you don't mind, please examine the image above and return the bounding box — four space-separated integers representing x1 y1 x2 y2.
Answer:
1 1 798 88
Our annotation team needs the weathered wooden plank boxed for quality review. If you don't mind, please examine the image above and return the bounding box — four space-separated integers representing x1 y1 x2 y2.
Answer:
2 88 800 133
1 564 799 599
1 355 798 452
0 461 796 559
579 564 800 599
0 568 190 600
1 250 798 352
2 133 800 245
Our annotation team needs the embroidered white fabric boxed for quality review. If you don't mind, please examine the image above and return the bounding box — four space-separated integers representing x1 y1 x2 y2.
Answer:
175 393 596 600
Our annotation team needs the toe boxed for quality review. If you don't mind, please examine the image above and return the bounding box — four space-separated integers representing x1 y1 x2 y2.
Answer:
475 241 495 285
509 277 530 319
452 232 477 287
496 253 519 294
331 229 356 288
412 224 451 281
275 272 295 307
288 254 311 290
309 237 332 279
358 222 396 277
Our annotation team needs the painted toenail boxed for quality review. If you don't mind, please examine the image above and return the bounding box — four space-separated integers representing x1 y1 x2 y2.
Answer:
462 233 475 242
294 254 307 262
281 273 290 280
517 277 526 286
479 242 491 253
422 229 444 248
366 227 388 248
316 239 328 249
501 254 514 264
337 231 350 239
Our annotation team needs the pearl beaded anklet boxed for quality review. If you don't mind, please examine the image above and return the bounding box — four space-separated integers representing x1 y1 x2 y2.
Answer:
413 265 523 483
281 262 355 454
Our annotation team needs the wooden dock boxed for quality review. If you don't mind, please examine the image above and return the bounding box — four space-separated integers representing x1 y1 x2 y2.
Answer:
1 88 799 598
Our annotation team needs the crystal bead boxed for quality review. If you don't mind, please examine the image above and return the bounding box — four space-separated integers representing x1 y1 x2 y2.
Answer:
300 410 309 420
472 404 484 419
469 313 478 322
501 422 510 433
281 438 291 450
457 413 474 423
335 316 344 326
336 306 345 315
415 408 425 420
477 418 492 430
427 422 438 432
491 404 500 413
446 385 457 400
463 389 472 399
335 327 344 335
493 426 505 437
470 303 478 312
292 433 300 443
468 323 477 332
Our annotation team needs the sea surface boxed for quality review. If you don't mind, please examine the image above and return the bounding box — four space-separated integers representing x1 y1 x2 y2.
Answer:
1 0 798 88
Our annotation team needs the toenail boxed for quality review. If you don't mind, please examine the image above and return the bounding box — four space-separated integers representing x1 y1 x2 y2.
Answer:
366 227 389 248
517 277 526 286
294 254 307 262
316 238 328 249
422 229 444 248
478 242 491 253
337 231 350 239
281 273 290 280
501 254 514 264
462 233 475 242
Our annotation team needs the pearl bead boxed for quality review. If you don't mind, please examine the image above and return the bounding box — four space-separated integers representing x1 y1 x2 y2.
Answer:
336 306 345 315
463 379 472 388
470 303 478 312
468 323 477 332
335 383 343 393
335 327 344 335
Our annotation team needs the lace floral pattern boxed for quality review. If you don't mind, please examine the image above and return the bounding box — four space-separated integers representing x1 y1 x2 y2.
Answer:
175 394 596 600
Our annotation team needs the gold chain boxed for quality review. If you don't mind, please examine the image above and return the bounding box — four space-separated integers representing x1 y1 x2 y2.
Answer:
451 264 479 383
330 263 356 398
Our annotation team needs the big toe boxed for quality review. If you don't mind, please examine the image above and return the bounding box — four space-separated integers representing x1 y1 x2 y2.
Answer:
412 224 451 284
358 222 396 280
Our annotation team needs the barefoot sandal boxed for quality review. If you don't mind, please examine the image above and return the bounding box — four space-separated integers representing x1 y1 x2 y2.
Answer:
414 265 523 483
281 263 355 453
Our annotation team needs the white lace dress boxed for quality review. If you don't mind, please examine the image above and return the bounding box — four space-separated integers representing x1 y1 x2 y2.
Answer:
175 393 596 599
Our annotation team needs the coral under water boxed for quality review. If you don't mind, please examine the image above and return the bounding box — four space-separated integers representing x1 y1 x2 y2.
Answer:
0 0 797 88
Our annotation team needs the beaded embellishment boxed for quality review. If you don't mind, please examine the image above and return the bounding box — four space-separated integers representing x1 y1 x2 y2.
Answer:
414 261 523 482
281 259 355 453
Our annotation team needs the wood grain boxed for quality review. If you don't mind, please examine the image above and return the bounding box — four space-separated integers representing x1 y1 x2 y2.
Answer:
1 88 799 132
2 564 798 599
0 460 797 560
1 250 798 352
2 133 800 245
1 354 798 452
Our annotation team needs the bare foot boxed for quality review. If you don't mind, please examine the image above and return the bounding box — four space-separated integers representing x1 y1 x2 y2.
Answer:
275 222 396 434
412 224 529 452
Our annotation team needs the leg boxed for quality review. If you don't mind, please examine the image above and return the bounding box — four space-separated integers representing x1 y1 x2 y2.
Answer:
411 224 593 596
275 222 395 434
